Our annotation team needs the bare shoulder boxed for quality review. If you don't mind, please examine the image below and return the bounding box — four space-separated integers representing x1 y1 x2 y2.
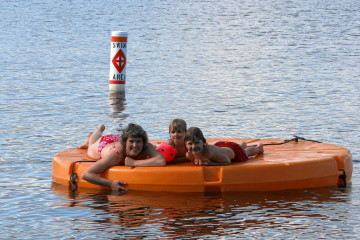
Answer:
144 142 157 151
206 144 223 154
165 139 175 147
138 142 160 157
207 145 229 159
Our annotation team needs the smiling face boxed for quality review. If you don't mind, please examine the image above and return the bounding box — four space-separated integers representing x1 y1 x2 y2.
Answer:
185 137 205 155
125 137 144 158
169 127 186 145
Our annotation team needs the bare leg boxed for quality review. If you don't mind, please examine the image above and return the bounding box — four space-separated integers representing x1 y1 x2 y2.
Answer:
245 143 264 157
88 124 106 145
240 141 247 149
86 124 106 159
77 133 92 149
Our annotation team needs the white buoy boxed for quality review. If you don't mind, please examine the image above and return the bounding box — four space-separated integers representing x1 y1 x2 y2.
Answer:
109 31 127 92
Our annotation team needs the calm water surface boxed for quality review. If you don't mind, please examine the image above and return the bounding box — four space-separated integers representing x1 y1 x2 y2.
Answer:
1 0 360 239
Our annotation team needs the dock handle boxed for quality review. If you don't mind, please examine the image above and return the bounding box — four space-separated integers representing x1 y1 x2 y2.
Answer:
70 160 96 192
338 169 347 188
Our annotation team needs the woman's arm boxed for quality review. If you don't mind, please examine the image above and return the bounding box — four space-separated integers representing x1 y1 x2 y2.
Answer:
125 143 166 167
82 151 127 191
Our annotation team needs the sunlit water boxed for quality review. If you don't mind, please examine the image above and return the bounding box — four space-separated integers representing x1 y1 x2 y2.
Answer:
1 0 359 239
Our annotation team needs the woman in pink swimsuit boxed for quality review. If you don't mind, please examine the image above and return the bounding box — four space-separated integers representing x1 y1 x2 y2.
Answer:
78 123 166 192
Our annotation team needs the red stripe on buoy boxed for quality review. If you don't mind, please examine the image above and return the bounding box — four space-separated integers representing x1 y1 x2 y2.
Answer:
111 36 128 42
109 80 125 84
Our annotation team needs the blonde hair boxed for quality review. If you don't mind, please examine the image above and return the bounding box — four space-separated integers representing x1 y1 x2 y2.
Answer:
169 119 187 132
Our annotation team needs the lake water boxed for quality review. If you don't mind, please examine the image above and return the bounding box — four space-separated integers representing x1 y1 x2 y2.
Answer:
1 0 359 239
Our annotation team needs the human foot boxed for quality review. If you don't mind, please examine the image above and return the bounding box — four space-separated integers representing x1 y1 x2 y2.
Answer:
258 143 264 154
98 124 105 132
77 133 92 149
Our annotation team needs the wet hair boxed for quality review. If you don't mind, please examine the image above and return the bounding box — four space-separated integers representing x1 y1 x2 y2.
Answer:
169 119 187 132
184 127 206 143
121 123 148 147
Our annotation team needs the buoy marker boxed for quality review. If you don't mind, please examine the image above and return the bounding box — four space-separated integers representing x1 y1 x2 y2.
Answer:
109 31 127 92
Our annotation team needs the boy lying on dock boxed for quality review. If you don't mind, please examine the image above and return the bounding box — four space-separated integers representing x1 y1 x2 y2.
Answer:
185 127 263 166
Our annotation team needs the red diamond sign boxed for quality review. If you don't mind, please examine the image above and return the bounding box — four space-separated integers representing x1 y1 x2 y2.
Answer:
112 49 126 73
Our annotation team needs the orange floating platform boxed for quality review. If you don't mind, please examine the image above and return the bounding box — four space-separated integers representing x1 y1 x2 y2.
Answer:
52 138 353 192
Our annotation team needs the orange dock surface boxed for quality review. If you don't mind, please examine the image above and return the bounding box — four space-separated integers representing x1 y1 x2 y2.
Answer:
52 138 352 192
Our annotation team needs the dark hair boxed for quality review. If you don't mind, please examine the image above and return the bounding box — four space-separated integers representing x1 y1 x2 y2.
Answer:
184 127 206 143
121 123 148 147
169 119 187 132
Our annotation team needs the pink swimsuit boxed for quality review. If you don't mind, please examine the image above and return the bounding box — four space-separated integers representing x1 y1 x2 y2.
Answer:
98 134 121 159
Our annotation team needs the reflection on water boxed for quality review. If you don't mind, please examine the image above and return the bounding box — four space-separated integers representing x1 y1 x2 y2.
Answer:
52 182 354 239
108 92 128 129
